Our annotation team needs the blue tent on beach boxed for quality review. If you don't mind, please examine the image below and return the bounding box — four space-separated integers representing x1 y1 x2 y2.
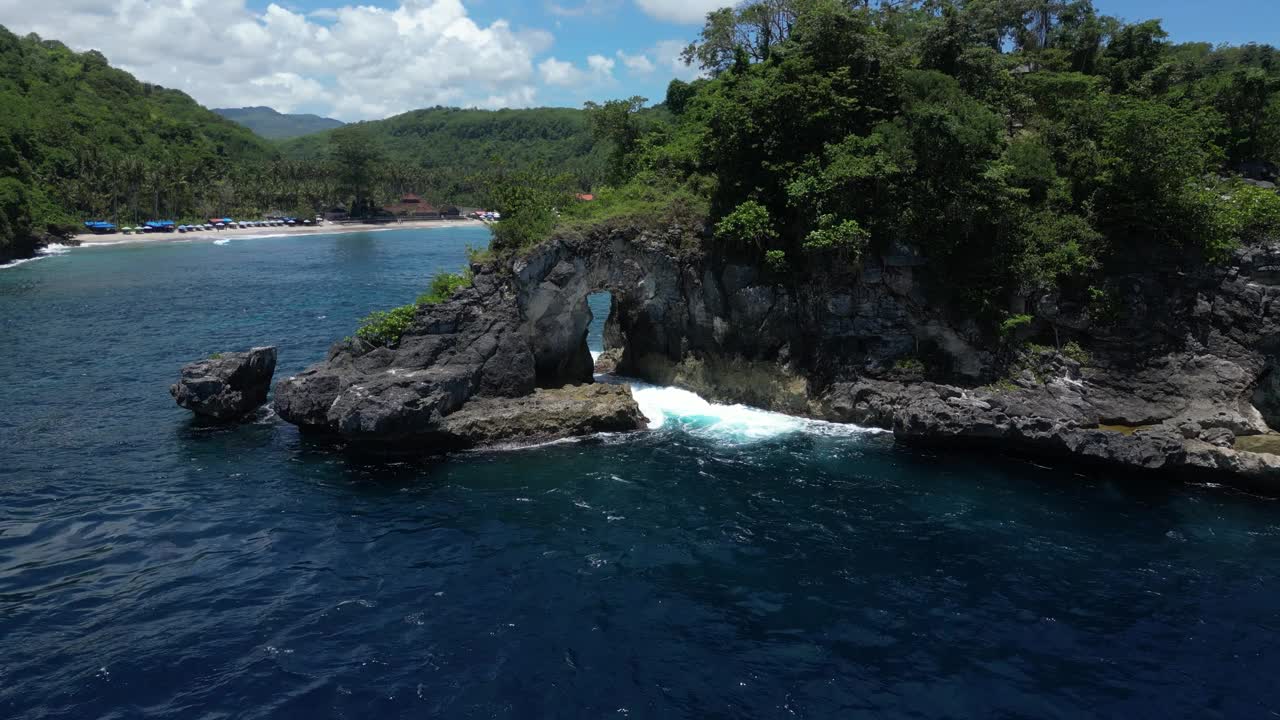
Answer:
83 221 116 234
144 220 176 232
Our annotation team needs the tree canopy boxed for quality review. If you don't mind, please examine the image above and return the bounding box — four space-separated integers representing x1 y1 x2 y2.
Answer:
563 0 1280 324
0 26 276 257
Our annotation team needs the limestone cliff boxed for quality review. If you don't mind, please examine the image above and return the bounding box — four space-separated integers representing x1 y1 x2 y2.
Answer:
276 217 1280 485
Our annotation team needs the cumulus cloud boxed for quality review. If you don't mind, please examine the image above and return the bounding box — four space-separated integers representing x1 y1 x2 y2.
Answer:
633 0 731 24
649 39 704 81
616 50 655 74
538 53 616 87
586 54 616 76
0 0 551 120
539 57 584 86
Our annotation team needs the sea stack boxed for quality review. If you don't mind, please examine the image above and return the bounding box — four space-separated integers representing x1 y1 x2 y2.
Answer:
171 347 277 421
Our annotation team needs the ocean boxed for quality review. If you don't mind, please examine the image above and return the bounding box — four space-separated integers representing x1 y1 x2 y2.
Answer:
2 227 1278 718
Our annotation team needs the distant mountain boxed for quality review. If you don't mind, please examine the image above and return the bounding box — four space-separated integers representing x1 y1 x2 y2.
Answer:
278 106 609 201
214 106 345 140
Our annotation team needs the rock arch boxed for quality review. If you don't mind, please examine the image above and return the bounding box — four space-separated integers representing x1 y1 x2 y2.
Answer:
272 221 1280 483
514 228 689 388
273 220 980 445
271 224 718 445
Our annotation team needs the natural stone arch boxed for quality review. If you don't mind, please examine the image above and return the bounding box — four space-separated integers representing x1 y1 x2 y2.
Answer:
514 228 691 389
271 220 1280 483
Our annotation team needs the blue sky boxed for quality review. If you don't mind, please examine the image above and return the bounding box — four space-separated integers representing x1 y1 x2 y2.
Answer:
1100 0 1278 46
0 0 1277 120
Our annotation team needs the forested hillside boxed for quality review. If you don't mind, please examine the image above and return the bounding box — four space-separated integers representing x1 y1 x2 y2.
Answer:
0 26 277 260
279 107 611 202
214 106 344 140
515 0 1280 334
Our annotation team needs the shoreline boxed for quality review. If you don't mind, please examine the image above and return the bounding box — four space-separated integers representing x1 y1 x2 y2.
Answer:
74 218 489 247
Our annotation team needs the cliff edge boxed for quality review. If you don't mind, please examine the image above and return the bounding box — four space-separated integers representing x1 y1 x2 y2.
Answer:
276 218 1280 486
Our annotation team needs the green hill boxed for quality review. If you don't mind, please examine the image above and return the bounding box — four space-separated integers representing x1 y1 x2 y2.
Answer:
277 106 610 201
214 106 344 140
0 25 276 260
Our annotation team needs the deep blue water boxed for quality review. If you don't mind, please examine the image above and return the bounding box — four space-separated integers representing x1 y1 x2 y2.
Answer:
2 229 1280 719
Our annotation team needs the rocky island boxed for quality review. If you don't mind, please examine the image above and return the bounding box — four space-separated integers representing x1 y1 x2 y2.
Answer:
274 0 1280 485
274 215 1280 485
172 347 278 421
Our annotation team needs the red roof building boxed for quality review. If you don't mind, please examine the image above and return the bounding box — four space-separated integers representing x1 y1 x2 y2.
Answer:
383 193 440 217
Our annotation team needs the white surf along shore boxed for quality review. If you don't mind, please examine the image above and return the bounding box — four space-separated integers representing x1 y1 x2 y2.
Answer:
75 218 488 247
588 352 887 443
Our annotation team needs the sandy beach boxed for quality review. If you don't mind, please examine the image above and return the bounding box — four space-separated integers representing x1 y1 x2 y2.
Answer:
75 218 488 246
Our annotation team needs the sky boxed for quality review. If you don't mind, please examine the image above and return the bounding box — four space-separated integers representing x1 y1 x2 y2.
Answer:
0 0 1276 122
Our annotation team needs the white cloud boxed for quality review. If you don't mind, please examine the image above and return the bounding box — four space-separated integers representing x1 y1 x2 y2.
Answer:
616 50 655 74
539 54 615 87
0 0 549 120
539 57 584 86
586 54 616 76
650 39 704 81
633 0 730 24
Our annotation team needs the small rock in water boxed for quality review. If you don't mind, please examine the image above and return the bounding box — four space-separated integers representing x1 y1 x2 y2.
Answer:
170 346 277 421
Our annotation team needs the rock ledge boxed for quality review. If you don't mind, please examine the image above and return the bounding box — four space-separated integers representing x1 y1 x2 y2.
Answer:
171 347 277 420
441 384 646 448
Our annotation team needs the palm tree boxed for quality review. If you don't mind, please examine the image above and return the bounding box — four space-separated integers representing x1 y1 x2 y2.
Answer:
142 163 164 219
121 156 145 224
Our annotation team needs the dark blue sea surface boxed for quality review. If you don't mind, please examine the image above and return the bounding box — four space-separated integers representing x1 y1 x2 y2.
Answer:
2 229 1279 719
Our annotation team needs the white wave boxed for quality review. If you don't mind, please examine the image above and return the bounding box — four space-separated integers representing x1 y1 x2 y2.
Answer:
0 243 74 270
615 377 886 442
591 350 602 362
0 256 43 270
213 239 230 246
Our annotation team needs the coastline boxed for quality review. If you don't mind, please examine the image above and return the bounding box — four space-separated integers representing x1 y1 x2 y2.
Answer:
75 218 489 247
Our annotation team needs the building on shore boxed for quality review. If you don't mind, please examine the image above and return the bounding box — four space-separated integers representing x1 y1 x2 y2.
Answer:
382 193 440 220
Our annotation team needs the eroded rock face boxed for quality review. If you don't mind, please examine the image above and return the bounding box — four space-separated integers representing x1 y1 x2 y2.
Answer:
440 384 645 447
275 215 1280 484
816 377 1280 483
171 347 277 420
274 268 536 442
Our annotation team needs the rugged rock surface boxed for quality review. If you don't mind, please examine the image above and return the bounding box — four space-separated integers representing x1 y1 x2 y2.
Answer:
272 263 646 448
441 384 645 447
815 378 1280 483
171 347 277 420
276 215 1280 486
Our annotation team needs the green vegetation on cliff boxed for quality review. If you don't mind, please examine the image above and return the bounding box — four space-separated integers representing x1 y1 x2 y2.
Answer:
354 269 472 347
554 0 1280 325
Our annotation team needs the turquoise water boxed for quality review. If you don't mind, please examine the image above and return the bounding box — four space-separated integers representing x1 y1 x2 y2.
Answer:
2 229 1280 718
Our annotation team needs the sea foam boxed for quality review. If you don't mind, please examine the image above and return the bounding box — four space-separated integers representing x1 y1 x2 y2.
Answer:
601 375 885 442
0 243 73 270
